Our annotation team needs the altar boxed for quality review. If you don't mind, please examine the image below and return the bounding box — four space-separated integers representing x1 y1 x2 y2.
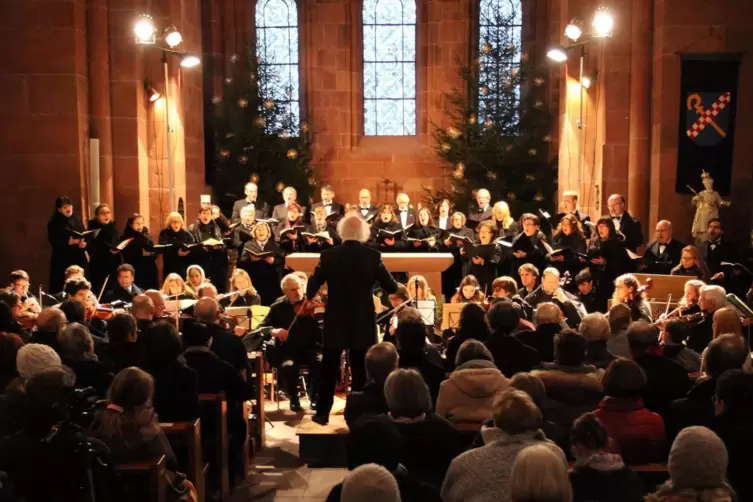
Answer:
285 252 455 294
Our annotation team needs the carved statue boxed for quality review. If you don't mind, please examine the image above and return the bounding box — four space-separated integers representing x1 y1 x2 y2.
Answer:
691 170 730 244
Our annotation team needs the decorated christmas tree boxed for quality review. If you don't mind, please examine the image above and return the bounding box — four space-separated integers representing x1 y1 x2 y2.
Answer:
210 51 315 214
430 4 557 216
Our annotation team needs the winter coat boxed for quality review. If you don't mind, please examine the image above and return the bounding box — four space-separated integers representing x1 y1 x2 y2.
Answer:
593 396 667 465
531 362 605 428
435 360 510 422
569 452 645 502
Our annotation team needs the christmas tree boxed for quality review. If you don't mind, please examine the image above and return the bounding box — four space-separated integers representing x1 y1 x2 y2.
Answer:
430 4 557 216
210 51 315 215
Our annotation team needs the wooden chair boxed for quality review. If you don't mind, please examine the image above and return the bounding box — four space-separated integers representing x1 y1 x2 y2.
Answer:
199 393 230 501
247 350 267 451
116 455 167 502
161 419 206 502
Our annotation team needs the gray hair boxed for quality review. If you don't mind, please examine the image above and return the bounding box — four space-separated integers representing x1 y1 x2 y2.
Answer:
455 339 494 367
384 368 431 419
542 267 561 280
239 205 255 218
509 444 572 502
579 313 610 341
338 214 370 243
194 297 219 324
280 273 302 290
535 302 562 325
700 285 727 311
57 322 94 360
36 308 66 333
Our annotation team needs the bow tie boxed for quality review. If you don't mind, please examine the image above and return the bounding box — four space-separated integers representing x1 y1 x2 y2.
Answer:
324 203 331 207
479 208 486 213
400 209 407 213
360 206 369 211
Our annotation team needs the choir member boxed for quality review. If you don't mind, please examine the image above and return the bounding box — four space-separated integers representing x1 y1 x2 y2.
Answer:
47 196 89 292
517 263 539 298
395 193 417 229
549 213 587 279
231 181 269 222
304 206 337 252
612 273 653 322
357 188 379 222
703 218 736 276
441 212 475 301
467 188 492 229
523 267 584 328
104 264 144 304
310 185 344 222
120 213 158 291
554 190 591 238
184 264 207 298
189 206 228 293
86 204 122 294
158 212 196 280
271 186 307 225
406 207 440 251
607 193 644 252
641 220 685 275
464 220 499 294
490 201 519 239
276 202 306 256
221 269 261 308
670 245 710 281
238 221 283 306
230 206 257 255
211 205 232 286
369 204 407 252
450 275 485 303
160 273 194 300
435 199 452 231
588 217 632 312
574 269 598 314
510 213 548 275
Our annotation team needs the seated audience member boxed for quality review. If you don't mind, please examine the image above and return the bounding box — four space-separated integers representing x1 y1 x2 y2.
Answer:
384 368 459 488
139 321 200 422
395 315 446 405
668 334 747 440
687 284 726 353
661 320 701 372
607 303 632 358
627 321 691 419
327 415 442 502
441 389 560 502
516 302 563 362
580 312 617 369
345 342 398 428
645 426 733 502
444 303 491 372
144 290 166 318
594 358 666 464
509 444 571 502
90 367 195 500
569 413 645 502
711 369 753 502
30 307 66 353
575 268 599 313
15 343 63 382
484 300 541 377
530 329 605 429
0 332 24 391
436 340 509 423
190 298 250 379
712 306 743 340
339 464 401 502
58 322 113 396
104 313 140 372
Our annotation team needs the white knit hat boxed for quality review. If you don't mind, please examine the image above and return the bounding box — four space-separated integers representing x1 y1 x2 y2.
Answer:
17 344 62 379
340 464 401 502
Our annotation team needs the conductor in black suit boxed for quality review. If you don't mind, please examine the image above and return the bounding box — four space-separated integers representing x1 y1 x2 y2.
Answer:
641 220 685 275
607 193 644 252
306 215 398 425
310 185 344 222
271 186 308 225
231 182 269 223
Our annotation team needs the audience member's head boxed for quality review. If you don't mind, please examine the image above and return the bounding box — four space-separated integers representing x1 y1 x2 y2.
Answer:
365 342 399 385
663 320 689 346
340 464 400 502
182 320 212 347
554 329 588 367
345 415 402 471
455 339 494 368
457 303 491 341
23 367 76 432
0 332 24 377
59 299 85 324
715 369 753 417
384 368 431 420
57 322 94 361
699 285 726 314
535 302 562 326
607 303 631 335
627 321 660 357
579 313 610 343
130 295 154 321
36 308 67 333
139 322 182 369
705 334 748 379
486 299 520 333
144 290 166 318
394 316 425 352
16 343 62 379
509 444 571 502
509 373 547 408
106 313 138 345
570 412 610 458
662 427 729 497
492 389 543 435
602 358 647 399
194 297 220 324
712 307 743 340
96 367 156 439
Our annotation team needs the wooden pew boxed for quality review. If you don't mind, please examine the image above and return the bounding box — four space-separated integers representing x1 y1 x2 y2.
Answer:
200 393 230 502
117 455 167 502
630 463 669 492
161 419 206 502
248 350 266 451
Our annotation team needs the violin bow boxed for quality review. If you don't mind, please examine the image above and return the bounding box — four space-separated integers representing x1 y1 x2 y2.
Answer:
97 275 110 304
286 294 308 332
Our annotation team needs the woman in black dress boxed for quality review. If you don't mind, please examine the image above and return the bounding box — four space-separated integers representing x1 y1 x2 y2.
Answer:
490 201 520 239
158 212 196 281
276 202 306 258
87 204 122 294
368 204 407 252
239 222 282 306
303 206 338 252
120 214 159 291
464 220 500 294
441 212 475 301
406 207 441 252
549 213 587 285
588 217 631 312
189 206 227 293
670 245 710 281
47 196 89 292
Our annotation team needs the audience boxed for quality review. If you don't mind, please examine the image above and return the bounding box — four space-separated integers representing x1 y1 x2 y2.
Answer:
660 320 700 372
344 342 399 428
579 312 617 369
436 340 509 422
444 303 491 372
57 322 113 396
484 300 541 377
593 358 666 464
607 303 632 358
191 298 249 379
0 332 23 391
516 302 562 362
104 313 141 372
340 464 401 502
510 444 571 502
395 316 446 405
712 307 743 340
568 413 645 502
130 295 155 334
30 307 66 353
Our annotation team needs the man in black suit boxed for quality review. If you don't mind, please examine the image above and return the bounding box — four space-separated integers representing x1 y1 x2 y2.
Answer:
554 190 591 238
523 268 584 329
357 188 379 222
395 193 417 229
306 215 398 425
704 218 736 277
467 188 492 230
104 264 144 304
310 184 345 223
607 193 644 252
641 220 685 275
271 185 307 225
231 182 269 222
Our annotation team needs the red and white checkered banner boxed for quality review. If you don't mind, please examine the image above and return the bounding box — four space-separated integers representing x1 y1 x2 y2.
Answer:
686 92 732 138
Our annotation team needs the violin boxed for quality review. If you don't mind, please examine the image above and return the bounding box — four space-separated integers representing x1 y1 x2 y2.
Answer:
292 298 326 317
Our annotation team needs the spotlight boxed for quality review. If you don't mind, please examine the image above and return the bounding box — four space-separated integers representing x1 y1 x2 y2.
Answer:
592 7 614 38
164 26 183 48
581 76 592 89
144 81 161 102
546 46 568 63
564 19 583 42
134 14 156 44
180 55 201 68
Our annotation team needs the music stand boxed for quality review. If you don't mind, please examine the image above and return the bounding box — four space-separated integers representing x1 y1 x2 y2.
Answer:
442 303 466 330
224 305 270 331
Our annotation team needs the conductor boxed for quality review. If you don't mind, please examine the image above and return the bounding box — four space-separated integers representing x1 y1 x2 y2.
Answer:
306 214 398 425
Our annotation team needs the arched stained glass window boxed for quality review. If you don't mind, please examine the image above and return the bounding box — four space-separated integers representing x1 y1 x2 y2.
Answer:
363 0 417 136
256 0 300 128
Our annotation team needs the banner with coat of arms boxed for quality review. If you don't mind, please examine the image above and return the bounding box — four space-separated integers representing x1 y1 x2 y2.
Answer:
676 57 739 196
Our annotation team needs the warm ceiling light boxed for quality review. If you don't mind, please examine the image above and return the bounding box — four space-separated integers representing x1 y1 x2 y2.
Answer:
564 19 583 42
164 26 183 48
546 46 568 63
581 76 592 89
134 14 156 44
592 7 614 38
180 55 201 68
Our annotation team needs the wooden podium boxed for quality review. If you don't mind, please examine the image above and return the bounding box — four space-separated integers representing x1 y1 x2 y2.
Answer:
286 252 454 294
